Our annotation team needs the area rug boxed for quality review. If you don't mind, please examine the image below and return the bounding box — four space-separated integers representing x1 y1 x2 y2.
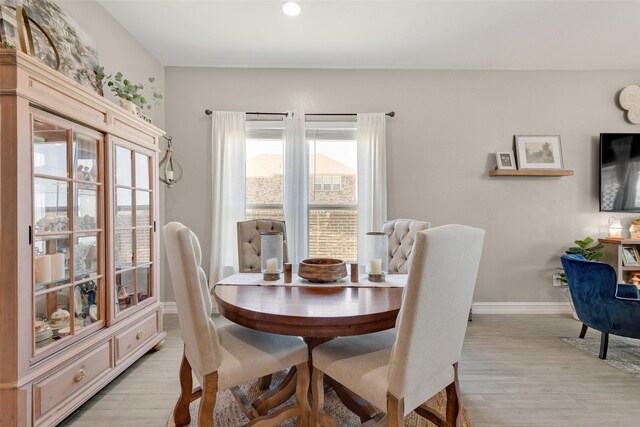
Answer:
562 335 640 380
165 370 472 426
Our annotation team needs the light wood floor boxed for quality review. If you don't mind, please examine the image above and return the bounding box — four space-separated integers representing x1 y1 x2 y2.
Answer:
61 314 640 426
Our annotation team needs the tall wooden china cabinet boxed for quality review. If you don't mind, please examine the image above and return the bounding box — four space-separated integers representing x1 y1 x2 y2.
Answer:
0 50 166 426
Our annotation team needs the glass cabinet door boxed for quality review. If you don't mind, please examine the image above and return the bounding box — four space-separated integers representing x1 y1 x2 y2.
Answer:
32 113 104 353
113 143 155 316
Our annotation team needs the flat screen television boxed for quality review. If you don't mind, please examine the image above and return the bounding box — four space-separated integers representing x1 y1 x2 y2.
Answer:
600 133 640 212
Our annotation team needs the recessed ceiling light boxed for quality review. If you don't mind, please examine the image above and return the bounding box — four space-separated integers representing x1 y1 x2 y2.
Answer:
282 1 301 17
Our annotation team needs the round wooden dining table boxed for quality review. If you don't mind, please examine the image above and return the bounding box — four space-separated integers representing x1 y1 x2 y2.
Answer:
213 278 404 422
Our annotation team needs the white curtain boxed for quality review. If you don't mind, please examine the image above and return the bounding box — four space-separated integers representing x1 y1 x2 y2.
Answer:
283 110 308 265
209 111 246 285
357 113 388 265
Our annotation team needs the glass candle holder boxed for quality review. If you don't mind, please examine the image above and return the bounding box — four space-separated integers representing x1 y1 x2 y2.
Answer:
608 216 623 239
366 232 388 282
261 231 283 281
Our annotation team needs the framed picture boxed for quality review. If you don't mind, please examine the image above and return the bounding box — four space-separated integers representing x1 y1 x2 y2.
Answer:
0 1 102 94
621 245 640 266
496 151 516 170
514 135 564 169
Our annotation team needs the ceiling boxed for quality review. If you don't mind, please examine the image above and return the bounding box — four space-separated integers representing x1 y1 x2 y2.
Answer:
98 0 640 70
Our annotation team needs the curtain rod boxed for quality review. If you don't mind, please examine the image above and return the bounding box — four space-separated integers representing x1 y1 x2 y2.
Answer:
204 109 395 117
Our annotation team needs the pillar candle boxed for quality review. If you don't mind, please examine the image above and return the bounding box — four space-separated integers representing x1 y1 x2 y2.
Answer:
166 170 174 180
50 253 65 281
369 258 382 275
35 255 52 284
266 257 278 273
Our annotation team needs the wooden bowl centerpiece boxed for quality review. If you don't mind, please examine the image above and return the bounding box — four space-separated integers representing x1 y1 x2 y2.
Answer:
298 258 347 283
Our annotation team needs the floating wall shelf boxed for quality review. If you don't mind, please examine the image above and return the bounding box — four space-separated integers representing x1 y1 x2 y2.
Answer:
489 169 574 177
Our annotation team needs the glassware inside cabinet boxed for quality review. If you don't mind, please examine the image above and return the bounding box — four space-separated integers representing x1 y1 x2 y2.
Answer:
73 282 100 332
115 269 135 312
74 234 98 280
74 183 98 231
32 114 105 353
35 287 71 348
72 132 99 183
34 236 70 292
34 178 69 233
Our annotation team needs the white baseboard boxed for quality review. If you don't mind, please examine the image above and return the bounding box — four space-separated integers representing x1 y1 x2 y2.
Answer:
162 301 572 315
472 302 572 314
163 302 177 314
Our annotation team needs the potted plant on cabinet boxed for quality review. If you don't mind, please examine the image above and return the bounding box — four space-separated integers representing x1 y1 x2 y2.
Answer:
96 66 162 115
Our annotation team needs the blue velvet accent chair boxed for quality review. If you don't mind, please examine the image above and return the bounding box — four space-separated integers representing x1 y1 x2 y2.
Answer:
561 254 640 359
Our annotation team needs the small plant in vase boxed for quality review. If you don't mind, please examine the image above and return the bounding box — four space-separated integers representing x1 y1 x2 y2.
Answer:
630 218 640 240
96 66 162 115
556 237 604 319
557 236 605 284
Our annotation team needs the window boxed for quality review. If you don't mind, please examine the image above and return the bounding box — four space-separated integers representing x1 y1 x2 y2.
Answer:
313 175 342 192
332 176 342 191
245 122 284 221
307 123 357 261
245 120 358 261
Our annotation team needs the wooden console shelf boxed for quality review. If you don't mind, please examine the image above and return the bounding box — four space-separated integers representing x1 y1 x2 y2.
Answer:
599 239 640 285
489 169 574 177
598 238 640 245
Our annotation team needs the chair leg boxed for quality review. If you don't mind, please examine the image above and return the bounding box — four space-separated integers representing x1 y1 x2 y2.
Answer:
599 332 609 360
198 372 218 427
386 394 404 427
445 363 462 427
579 324 588 339
258 374 272 391
295 363 310 427
173 350 193 427
310 368 324 427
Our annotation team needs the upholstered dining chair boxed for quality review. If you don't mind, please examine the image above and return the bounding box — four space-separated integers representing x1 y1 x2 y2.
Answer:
237 219 288 273
382 219 430 274
237 219 289 390
311 224 484 427
164 222 309 427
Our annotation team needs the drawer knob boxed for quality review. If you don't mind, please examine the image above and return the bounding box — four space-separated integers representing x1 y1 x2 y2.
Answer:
136 330 145 340
74 369 88 383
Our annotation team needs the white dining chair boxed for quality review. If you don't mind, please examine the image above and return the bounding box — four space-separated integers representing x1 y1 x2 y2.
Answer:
164 222 309 427
236 219 289 390
382 218 430 274
311 224 484 427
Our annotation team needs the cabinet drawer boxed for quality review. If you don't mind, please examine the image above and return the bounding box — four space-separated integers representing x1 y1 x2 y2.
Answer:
34 342 112 419
115 313 158 364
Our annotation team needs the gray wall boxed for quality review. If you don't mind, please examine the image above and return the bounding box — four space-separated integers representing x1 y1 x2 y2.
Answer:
57 0 165 126
164 67 639 303
57 0 167 300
